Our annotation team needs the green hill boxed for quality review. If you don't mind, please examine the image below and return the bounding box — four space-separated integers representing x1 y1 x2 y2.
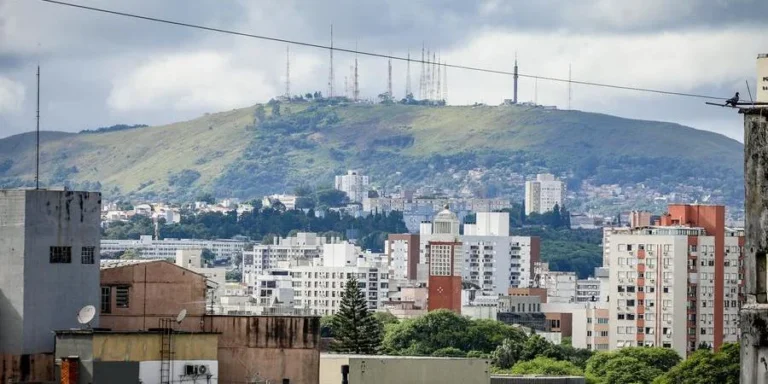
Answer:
0 102 744 206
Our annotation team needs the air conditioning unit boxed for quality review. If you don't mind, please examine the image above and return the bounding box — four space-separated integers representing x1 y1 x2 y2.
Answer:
185 364 210 376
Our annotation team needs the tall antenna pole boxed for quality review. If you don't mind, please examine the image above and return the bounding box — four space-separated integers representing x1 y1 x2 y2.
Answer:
405 51 412 97
425 49 431 100
328 24 334 98
353 47 359 102
568 63 571 110
36 65 40 190
513 52 519 104
387 58 393 100
436 54 441 102
344 76 349 98
442 61 448 103
432 52 437 101
285 45 291 99
419 45 425 99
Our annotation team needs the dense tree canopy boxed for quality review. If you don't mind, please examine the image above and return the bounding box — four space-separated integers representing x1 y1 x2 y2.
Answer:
654 343 739 384
510 357 583 376
586 347 681 384
103 208 407 252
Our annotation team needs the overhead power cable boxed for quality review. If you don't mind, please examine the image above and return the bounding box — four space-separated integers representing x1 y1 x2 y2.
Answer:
39 0 725 100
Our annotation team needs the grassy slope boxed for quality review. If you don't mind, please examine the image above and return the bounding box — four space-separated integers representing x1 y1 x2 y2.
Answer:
0 103 743 196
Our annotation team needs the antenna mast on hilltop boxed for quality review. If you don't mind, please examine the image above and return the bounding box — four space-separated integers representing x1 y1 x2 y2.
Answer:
443 61 448 103
431 51 437 101
387 58 393 100
328 25 334 98
436 53 441 101
285 45 291 99
353 48 360 101
35 65 40 190
405 51 412 97
513 52 519 104
424 49 431 100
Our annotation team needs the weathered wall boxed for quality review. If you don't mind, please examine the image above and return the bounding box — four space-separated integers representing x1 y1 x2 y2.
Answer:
742 109 768 383
0 353 55 383
203 315 321 384
0 190 101 355
93 333 218 361
319 355 491 384
100 261 207 332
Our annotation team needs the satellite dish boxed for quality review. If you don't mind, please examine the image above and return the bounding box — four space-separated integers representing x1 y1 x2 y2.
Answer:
77 305 96 327
176 308 187 324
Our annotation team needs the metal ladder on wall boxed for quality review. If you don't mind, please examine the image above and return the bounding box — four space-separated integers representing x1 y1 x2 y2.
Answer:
160 318 173 384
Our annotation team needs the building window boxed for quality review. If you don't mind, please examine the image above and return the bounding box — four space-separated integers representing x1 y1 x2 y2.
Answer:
116 286 130 308
50 246 72 263
101 286 111 314
81 246 95 264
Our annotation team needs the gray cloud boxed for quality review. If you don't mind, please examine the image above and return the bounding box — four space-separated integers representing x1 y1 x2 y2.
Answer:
0 0 764 141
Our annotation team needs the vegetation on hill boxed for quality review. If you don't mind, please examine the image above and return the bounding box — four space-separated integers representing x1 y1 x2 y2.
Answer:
0 101 743 211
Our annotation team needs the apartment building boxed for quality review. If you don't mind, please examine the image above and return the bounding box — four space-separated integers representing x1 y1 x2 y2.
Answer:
242 232 342 286
576 277 603 303
534 262 577 303
606 204 744 357
101 235 247 260
524 173 565 215
335 170 370 203
386 234 420 280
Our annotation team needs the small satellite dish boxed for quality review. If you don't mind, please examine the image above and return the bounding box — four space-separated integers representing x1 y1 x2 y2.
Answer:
176 308 187 324
77 305 96 327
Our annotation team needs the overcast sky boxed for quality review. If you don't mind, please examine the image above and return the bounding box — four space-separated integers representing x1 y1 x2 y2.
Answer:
1 0 767 141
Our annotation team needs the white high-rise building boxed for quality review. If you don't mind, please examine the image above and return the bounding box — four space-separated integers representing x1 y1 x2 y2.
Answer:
458 212 541 294
242 232 342 286
524 173 565 215
335 170 370 203
606 204 743 357
101 236 247 260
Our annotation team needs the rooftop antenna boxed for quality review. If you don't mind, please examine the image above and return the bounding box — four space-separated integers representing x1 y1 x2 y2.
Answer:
77 305 96 329
328 24 334 98
746 80 755 108
35 65 40 190
405 50 412 97
285 45 291 99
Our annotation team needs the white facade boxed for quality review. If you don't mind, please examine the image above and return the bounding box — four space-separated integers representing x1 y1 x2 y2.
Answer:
606 226 743 357
534 262 577 303
242 232 342 286
335 170 370 203
460 235 520 294
576 277 603 303
290 260 390 316
758 53 768 102
138 360 218 384
101 235 246 260
524 173 565 215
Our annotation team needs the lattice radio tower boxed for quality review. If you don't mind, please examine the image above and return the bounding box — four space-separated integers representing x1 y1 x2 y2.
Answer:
405 51 412 97
285 45 290 99
387 58 393 100
419 45 426 99
328 25 334 98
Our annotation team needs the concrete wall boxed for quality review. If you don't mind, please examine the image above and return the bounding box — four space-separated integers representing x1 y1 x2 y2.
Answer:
55 332 218 384
100 260 207 332
0 190 101 355
320 355 491 384
203 315 321 384
0 353 55 383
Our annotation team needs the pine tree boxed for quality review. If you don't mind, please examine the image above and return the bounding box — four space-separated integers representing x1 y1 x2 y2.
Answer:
330 277 382 354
